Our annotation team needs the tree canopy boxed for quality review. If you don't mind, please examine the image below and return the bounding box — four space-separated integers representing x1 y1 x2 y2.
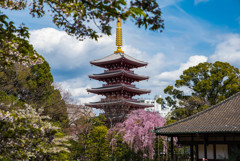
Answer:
67 115 109 161
0 13 43 66
0 13 68 126
1 0 164 40
164 61 240 121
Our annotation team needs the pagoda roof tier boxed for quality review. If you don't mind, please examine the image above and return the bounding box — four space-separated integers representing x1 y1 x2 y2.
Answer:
89 70 149 81
90 53 147 68
87 84 151 95
85 99 153 109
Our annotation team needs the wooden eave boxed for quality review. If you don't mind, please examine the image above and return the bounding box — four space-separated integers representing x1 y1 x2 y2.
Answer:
87 84 151 95
89 70 149 81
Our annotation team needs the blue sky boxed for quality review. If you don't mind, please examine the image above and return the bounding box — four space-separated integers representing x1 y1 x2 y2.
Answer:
3 0 240 104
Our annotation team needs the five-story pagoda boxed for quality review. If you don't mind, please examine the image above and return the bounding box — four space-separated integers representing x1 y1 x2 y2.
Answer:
86 15 153 126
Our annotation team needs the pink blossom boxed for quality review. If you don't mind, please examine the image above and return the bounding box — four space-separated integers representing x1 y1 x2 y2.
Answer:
112 109 166 159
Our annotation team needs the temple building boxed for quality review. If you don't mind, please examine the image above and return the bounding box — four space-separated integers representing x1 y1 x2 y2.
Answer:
154 92 240 161
86 15 153 126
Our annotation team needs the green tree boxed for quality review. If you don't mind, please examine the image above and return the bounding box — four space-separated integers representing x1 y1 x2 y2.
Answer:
0 12 43 66
68 115 110 161
1 0 164 40
87 125 109 161
0 13 68 126
164 61 240 121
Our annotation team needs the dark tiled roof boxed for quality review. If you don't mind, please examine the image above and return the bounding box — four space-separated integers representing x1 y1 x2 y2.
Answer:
154 92 240 135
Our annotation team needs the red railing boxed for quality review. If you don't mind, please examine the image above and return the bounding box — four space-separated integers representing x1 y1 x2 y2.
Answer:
101 98 137 102
102 83 136 88
104 69 134 73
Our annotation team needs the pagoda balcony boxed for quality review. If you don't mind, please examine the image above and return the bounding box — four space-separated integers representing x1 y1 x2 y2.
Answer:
104 69 134 73
102 84 136 88
101 113 129 119
100 98 137 102
89 70 149 82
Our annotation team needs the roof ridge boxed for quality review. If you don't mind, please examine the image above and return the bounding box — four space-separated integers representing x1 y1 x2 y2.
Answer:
90 53 117 62
123 54 147 64
90 53 148 69
155 91 240 131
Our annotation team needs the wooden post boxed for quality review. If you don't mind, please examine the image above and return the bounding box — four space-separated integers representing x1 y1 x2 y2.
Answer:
171 136 174 161
190 135 194 161
204 136 208 159
196 145 199 161
190 144 194 161
213 144 216 160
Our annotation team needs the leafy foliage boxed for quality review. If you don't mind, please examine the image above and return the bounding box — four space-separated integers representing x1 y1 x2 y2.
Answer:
164 61 240 121
0 13 69 126
0 102 69 160
111 109 166 159
1 0 164 40
0 61 69 126
68 115 110 161
0 12 43 66
0 11 71 160
87 125 109 161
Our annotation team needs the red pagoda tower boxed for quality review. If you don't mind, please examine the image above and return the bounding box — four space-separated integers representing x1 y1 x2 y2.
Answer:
86 15 153 126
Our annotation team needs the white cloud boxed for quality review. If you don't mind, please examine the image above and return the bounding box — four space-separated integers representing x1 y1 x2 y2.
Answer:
194 0 210 5
123 45 146 61
210 34 240 66
157 55 208 81
120 44 208 98
57 77 102 115
123 45 167 75
121 45 169 94
77 95 101 104
29 28 115 70
58 77 102 104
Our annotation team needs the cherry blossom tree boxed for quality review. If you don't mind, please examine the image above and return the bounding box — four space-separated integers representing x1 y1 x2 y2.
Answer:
0 104 69 160
110 109 166 159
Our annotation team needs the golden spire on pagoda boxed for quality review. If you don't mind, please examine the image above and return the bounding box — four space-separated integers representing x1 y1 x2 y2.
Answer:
114 11 124 54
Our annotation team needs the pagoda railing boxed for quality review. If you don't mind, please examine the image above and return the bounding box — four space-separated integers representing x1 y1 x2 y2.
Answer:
100 98 137 102
99 113 130 119
102 84 136 88
104 69 134 73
